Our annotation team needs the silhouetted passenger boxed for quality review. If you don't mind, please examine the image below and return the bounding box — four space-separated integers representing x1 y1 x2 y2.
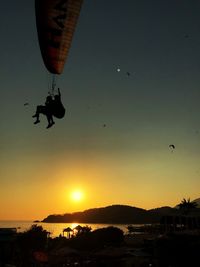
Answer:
32 95 55 129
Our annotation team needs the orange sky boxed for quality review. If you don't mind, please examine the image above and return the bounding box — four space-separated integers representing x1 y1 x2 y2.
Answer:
1 146 199 220
1 1 200 220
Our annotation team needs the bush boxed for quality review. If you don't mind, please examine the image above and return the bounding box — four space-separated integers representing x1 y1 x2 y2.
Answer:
68 226 124 250
17 225 48 251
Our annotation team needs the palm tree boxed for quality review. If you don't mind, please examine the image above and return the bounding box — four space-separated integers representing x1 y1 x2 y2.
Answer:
81 225 92 234
73 225 92 236
73 225 83 235
178 198 198 215
177 198 198 229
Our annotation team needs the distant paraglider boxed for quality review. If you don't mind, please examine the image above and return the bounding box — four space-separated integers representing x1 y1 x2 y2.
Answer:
169 144 175 152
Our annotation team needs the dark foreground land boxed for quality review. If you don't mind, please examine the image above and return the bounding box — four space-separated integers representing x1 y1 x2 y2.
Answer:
1 224 200 267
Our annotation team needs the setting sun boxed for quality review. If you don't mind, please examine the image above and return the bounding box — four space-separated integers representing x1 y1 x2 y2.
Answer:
71 190 83 202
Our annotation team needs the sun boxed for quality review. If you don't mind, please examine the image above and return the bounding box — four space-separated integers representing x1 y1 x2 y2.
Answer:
71 190 83 202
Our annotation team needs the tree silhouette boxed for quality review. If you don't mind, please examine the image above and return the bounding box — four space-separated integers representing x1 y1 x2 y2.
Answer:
17 225 49 266
178 198 198 215
81 225 92 234
73 225 83 235
73 225 92 236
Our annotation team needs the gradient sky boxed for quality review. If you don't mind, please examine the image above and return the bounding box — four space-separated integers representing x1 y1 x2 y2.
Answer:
1 0 200 220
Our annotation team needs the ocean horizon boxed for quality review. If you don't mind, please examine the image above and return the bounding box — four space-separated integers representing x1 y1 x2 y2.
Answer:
0 220 146 237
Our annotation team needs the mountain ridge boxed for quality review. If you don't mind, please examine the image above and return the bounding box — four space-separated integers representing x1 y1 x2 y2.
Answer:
42 204 176 224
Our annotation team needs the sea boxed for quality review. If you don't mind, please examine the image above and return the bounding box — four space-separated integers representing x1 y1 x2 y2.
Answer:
0 221 142 238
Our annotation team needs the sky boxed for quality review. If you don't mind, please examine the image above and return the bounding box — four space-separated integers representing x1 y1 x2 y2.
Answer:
1 0 200 220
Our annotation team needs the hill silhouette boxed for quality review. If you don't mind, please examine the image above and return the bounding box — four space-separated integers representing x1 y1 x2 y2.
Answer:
42 204 176 224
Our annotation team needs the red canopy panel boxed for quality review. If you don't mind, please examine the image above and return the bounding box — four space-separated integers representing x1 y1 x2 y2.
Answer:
35 0 83 74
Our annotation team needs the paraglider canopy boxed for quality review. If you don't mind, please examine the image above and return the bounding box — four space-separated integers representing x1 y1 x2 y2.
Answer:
35 0 83 74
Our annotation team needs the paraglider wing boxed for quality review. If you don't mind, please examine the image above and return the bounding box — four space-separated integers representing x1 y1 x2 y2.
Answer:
35 0 83 74
169 144 175 149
